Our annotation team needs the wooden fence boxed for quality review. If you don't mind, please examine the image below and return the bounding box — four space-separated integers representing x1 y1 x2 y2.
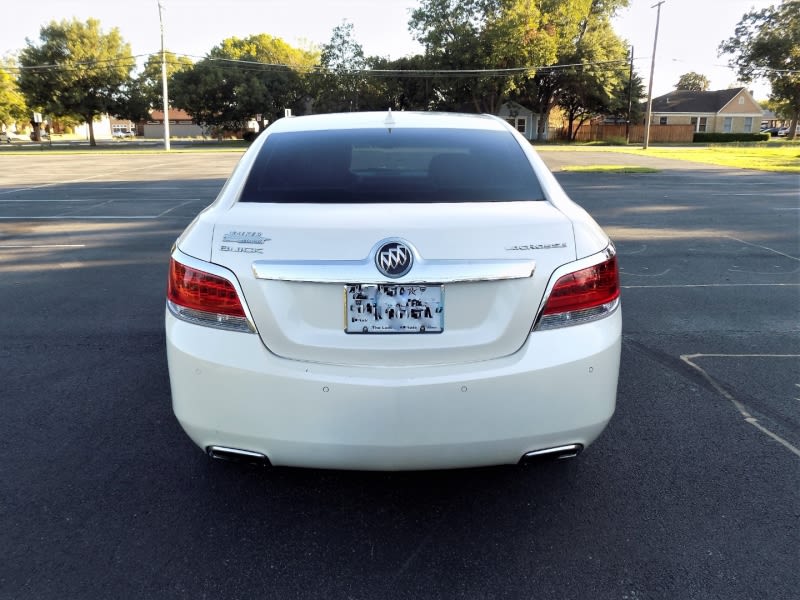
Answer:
554 123 695 144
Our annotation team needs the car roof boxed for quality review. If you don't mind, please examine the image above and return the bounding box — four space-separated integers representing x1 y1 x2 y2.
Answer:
265 111 509 134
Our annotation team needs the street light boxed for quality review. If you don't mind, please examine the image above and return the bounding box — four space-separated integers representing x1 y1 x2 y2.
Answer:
643 1 665 150
157 0 170 151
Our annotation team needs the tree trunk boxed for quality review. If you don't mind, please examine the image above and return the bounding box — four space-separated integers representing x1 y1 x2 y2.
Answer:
568 111 576 141
87 117 96 147
789 111 799 141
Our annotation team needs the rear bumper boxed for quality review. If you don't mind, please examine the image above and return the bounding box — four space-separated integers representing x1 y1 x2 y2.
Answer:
166 308 621 470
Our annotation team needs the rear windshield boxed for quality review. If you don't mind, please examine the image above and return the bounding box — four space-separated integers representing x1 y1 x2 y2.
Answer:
238 127 545 203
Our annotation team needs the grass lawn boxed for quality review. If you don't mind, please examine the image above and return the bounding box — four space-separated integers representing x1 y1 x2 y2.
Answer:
0 140 249 154
538 143 800 173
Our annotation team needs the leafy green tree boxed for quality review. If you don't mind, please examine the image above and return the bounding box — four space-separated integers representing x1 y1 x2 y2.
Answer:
17 18 135 145
313 21 370 113
409 0 629 138
676 71 710 91
512 0 630 140
719 0 800 139
139 51 194 110
363 54 435 111
553 16 634 139
409 0 573 114
112 51 194 123
0 59 28 129
171 34 317 131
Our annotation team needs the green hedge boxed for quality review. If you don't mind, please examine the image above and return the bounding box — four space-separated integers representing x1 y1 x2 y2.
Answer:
693 132 770 143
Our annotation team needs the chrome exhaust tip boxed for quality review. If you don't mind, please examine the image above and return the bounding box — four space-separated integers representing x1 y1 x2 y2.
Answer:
207 446 271 467
519 444 583 464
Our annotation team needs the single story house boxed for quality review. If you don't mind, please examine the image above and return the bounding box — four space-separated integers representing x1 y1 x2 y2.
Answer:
498 101 548 140
647 88 763 134
144 108 205 138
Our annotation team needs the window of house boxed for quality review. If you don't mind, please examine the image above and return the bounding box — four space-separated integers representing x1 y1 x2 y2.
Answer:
692 117 707 132
659 117 667 125
505 117 526 133
744 117 753 132
723 117 733 133
739 97 745 105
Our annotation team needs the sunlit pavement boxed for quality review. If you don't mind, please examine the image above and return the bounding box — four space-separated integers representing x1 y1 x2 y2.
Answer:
1 152 797 599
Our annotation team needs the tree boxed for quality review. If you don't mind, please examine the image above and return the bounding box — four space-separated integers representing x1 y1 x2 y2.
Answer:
553 16 635 139
676 71 710 91
363 54 435 111
512 0 631 140
171 34 317 132
313 21 370 113
0 59 28 129
409 0 631 138
719 1 800 140
17 18 135 145
409 0 578 114
138 51 194 110
111 51 194 123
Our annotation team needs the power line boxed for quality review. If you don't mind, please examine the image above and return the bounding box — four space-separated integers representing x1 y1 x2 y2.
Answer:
19 50 796 80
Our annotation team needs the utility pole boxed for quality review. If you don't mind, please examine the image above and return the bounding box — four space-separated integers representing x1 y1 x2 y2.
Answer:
158 0 171 151
626 45 634 144
643 1 665 150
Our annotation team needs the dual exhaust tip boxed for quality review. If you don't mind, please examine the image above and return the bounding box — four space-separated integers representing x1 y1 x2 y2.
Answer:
207 443 583 468
518 443 583 464
207 446 271 467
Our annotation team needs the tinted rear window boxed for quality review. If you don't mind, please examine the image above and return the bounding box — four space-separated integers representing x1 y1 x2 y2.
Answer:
238 128 545 203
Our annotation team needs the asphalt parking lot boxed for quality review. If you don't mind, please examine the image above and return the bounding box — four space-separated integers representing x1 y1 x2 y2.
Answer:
1 150 798 599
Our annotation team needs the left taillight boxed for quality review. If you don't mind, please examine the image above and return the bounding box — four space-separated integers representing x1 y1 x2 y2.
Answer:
536 254 620 330
167 257 254 333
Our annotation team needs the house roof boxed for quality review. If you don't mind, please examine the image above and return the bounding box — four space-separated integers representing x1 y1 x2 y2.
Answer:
650 88 745 113
149 108 193 120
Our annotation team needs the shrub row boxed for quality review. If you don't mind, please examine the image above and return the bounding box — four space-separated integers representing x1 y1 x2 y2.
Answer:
693 132 770 143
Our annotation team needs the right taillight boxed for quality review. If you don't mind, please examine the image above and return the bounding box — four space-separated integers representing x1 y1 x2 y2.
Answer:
167 257 254 333
536 255 620 330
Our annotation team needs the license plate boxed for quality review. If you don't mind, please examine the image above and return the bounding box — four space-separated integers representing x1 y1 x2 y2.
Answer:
345 284 444 334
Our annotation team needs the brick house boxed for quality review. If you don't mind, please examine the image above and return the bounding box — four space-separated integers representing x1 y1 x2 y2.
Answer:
144 108 205 138
648 88 763 134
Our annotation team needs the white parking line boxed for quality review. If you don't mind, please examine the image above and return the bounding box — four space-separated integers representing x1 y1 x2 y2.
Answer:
0 163 163 196
724 236 800 262
0 199 88 203
156 199 197 218
0 244 86 248
0 216 159 220
680 353 800 458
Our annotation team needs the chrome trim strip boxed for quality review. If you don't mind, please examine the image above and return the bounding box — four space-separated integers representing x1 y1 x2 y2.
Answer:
252 257 535 284
169 246 259 333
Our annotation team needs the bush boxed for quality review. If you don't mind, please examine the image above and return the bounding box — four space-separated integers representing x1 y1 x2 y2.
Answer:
693 132 769 143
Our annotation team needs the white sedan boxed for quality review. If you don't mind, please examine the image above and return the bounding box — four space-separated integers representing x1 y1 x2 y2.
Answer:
166 111 621 470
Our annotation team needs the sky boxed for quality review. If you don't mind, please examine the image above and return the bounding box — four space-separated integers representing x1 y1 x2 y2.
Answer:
2 0 776 100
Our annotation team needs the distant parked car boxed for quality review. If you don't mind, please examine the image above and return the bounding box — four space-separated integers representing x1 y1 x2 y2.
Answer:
113 129 135 139
0 132 11 144
761 126 781 137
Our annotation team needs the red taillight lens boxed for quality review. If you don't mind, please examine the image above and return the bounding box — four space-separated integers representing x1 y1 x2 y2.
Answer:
543 256 620 315
168 258 245 317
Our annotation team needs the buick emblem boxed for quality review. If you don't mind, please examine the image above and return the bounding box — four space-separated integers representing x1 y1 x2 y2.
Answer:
375 241 413 278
